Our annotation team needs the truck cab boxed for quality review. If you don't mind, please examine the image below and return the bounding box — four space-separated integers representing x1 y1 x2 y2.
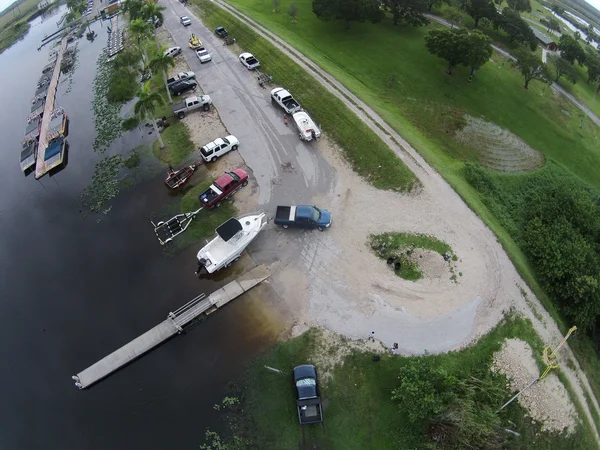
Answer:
274 205 332 231
293 365 323 425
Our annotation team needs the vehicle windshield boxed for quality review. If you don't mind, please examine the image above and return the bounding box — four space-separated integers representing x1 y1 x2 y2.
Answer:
201 146 212 156
296 378 316 389
223 137 230 145
229 172 240 181
247 57 257 64
311 206 321 222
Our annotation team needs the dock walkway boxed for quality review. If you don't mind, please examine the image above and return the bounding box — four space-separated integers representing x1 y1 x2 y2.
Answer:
35 37 68 179
73 265 270 389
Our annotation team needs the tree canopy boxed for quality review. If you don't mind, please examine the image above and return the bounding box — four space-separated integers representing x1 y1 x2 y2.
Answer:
425 28 492 78
312 0 384 29
497 7 536 50
549 54 577 84
559 34 586 65
459 0 498 28
383 0 430 27
586 53 600 84
514 47 551 89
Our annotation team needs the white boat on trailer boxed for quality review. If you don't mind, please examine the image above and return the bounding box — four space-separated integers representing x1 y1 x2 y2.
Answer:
292 110 321 141
197 211 267 274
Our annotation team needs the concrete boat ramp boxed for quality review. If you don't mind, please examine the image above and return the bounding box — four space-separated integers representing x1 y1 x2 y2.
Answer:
72 265 270 389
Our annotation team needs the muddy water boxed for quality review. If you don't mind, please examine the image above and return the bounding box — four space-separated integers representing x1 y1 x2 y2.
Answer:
0 8 282 450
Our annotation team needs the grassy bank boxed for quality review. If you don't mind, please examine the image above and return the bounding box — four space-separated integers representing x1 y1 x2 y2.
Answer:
191 0 418 193
215 0 600 403
0 20 30 53
208 316 596 449
152 121 195 165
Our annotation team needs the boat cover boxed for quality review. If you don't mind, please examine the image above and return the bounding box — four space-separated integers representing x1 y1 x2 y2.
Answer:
216 218 242 242
45 138 63 161
21 141 36 162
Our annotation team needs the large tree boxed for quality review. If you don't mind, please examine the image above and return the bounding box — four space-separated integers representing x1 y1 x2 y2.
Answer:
134 83 166 149
140 1 166 49
459 0 497 28
514 47 551 89
149 51 175 104
549 54 577 83
312 0 384 29
425 0 446 11
463 29 493 80
425 27 470 74
383 0 430 27
506 0 531 12
499 8 536 50
559 34 586 65
128 19 153 62
586 53 600 84
121 0 145 20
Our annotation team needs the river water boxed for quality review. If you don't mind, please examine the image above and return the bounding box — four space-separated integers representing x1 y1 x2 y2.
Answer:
0 8 280 449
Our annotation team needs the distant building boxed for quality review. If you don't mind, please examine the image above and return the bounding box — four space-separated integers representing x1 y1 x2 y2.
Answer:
531 27 558 51
38 0 56 9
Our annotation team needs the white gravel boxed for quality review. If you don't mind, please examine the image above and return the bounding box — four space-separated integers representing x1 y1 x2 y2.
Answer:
492 338 577 433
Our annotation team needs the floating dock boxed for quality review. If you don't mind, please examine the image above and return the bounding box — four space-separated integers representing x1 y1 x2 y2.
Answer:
72 265 270 389
34 36 68 179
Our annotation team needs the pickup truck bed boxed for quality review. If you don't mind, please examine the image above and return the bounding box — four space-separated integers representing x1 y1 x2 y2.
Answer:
199 186 222 205
275 205 293 221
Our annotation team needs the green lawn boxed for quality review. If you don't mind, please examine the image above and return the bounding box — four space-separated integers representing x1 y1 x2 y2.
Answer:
211 0 600 409
152 121 195 165
212 316 597 449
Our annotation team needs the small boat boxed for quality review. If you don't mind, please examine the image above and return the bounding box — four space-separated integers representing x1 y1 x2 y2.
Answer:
164 161 202 189
48 107 69 138
20 139 38 174
292 111 321 141
196 212 267 274
188 33 202 49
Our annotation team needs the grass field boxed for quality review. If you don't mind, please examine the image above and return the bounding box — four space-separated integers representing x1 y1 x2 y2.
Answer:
213 316 597 449
0 19 29 52
209 0 600 406
0 0 38 30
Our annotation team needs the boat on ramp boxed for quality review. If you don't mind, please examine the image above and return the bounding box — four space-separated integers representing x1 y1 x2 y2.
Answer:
197 212 267 274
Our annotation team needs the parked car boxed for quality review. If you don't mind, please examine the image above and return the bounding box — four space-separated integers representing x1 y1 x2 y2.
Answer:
198 169 248 208
172 95 212 119
214 26 228 38
274 205 332 231
167 71 195 86
180 16 191 26
196 48 212 63
163 46 181 58
147 17 162 28
169 79 197 96
270 87 301 114
200 135 239 162
239 52 260 70
293 365 323 425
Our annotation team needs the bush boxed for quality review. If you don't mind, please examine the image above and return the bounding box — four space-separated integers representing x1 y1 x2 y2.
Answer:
122 116 140 131
107 66 138 103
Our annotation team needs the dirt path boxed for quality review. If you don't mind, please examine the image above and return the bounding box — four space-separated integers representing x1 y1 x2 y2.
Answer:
170 0 600 439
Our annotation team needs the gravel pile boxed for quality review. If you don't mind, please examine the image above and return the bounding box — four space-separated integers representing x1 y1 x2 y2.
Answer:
492 338 577 433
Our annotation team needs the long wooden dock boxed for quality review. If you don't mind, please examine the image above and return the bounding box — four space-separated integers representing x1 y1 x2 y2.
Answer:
72 265 270 389
35 37 68 179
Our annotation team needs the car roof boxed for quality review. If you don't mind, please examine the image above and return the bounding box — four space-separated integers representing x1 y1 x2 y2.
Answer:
214 173 234 187
293 364 317 381
240 52 253 58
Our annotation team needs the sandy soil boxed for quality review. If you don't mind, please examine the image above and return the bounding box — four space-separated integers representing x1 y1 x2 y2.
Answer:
493 338 577 433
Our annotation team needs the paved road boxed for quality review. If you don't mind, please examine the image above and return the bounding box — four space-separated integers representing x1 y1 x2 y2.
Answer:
425 14 600 127
161 0 334 208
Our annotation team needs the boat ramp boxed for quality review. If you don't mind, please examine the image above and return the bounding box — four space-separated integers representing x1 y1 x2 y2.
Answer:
72 265 270 389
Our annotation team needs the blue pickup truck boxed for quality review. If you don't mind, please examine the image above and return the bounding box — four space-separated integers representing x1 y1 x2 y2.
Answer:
274 205 332 231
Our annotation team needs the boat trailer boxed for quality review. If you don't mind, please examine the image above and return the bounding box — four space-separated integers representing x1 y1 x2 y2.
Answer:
151 207 203 245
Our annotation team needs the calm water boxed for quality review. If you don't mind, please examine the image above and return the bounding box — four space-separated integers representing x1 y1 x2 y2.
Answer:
0 8 279 450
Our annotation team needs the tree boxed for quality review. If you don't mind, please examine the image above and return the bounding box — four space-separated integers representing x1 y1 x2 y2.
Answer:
425 0 445 11
312 0 384 29
149 51 175 104
499 8 536 49
273 0 280 12
425 27 470 74
459 0 497 28
462 29 493 80
128 19 153 62
140 1 165 50
383 0 430 27
546 16 560 33
586 53 600 83
514 47 551 88
549 54 577 83
288 3 299 22
551 3 564 15
134 83 166 149
559 34 586 65
121 0 145 20
506 0 530 12
574 30 581 41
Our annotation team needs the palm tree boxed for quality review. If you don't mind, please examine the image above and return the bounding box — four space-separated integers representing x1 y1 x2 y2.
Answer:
121 0 145 20
149 52 175 103
141 1 166 50
128 19 153 62
135 83 166 149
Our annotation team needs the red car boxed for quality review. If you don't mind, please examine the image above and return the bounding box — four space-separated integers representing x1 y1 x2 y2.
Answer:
198 168 249 209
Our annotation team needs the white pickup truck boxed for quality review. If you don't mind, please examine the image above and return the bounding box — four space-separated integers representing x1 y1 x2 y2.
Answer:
167 71 195 86
172 95 212 119
270 87 301 114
